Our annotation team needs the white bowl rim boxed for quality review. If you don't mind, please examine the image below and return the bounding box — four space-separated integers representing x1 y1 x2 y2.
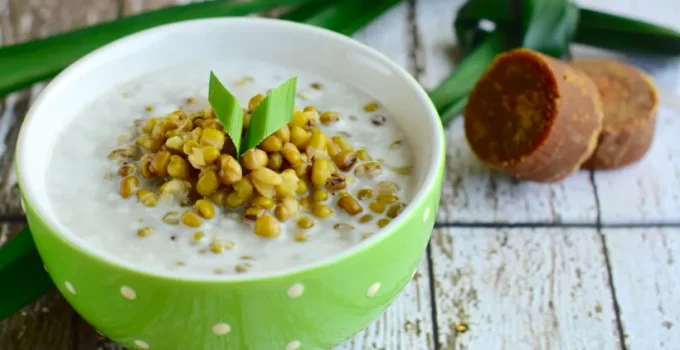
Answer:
15 17 444 282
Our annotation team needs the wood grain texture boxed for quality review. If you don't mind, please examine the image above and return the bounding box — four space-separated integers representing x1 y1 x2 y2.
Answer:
415 0 597 224
122 0 195 14
431 227 620 350
0 219 25 245
568 3 680 224
412 0 462 92
0 1 119 349
2 1 679 350
335 259 434 350
572 31 680 224
437 118 598 224
592 99 680 224
604 228 680 350
0 88 38 215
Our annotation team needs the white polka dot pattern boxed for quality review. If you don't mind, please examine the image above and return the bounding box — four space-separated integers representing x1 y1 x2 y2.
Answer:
212 323 231 335
287 283 305 298
286 340 301 350
366 282 381 297
120 286 137 300
134 340 149 349
423 207 431 222
64 281 76 295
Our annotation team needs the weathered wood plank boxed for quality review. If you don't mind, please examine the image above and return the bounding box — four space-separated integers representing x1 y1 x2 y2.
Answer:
567 3 680 224
0 218 25 245
335 258 434 350
573 43 680 225
591 98 680 224
0 87 38 215
572 33 680 224
122 0 189 14
431 227 620 350
437 118 598 224
0 1 120 349
415 0 597 224
412 0 462 92
604 228 680 350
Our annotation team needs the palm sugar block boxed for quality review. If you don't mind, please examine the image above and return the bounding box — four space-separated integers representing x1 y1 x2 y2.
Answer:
570 59 659 170
464 48 604 182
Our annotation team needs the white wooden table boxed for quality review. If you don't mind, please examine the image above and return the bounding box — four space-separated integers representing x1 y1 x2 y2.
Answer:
1 0 679 349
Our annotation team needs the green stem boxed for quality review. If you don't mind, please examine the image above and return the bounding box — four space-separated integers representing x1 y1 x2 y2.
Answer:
0 230 52 321
435 5 680 124
574 8 680 55
282 0 404 36
428 32 508 112
0 0 321 97
439 96 469 125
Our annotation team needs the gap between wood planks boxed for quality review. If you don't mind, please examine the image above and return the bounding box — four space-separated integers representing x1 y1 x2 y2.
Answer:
590 170 628 350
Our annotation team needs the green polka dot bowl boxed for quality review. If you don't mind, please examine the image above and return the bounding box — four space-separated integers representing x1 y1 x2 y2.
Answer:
15 18 444 350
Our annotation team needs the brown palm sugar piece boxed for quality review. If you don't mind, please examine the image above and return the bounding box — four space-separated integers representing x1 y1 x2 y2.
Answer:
464 48 604 182
570 59 659 170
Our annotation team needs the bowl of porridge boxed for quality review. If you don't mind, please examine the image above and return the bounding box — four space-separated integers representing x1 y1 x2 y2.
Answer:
15 18 444 349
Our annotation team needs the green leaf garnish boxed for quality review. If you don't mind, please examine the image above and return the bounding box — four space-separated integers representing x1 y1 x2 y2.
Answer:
209 71 244 158
241 77 298 154
208 74 297 158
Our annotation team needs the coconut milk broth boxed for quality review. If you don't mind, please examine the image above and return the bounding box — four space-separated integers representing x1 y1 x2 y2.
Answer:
46 60 416 276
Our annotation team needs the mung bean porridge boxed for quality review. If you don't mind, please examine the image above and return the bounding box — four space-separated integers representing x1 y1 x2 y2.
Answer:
46 60 416 276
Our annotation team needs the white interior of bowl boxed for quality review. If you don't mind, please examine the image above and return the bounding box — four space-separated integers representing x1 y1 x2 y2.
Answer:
16 18 443 281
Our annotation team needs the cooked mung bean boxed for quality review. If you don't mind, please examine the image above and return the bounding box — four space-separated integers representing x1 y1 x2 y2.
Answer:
51 64 415 276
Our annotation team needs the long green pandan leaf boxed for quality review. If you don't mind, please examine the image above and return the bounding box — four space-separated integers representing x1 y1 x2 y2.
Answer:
0 0 322 97
438 0 577 124
575 8 680 56
454 0 514 53
434 0 576 124
455 0 680 57
439 96 469 125
428 32 509 112
0 0 405 322
0 228 54 320
282 0 404 36
435 0 680 125
521 0 579 57
454 0 577 58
